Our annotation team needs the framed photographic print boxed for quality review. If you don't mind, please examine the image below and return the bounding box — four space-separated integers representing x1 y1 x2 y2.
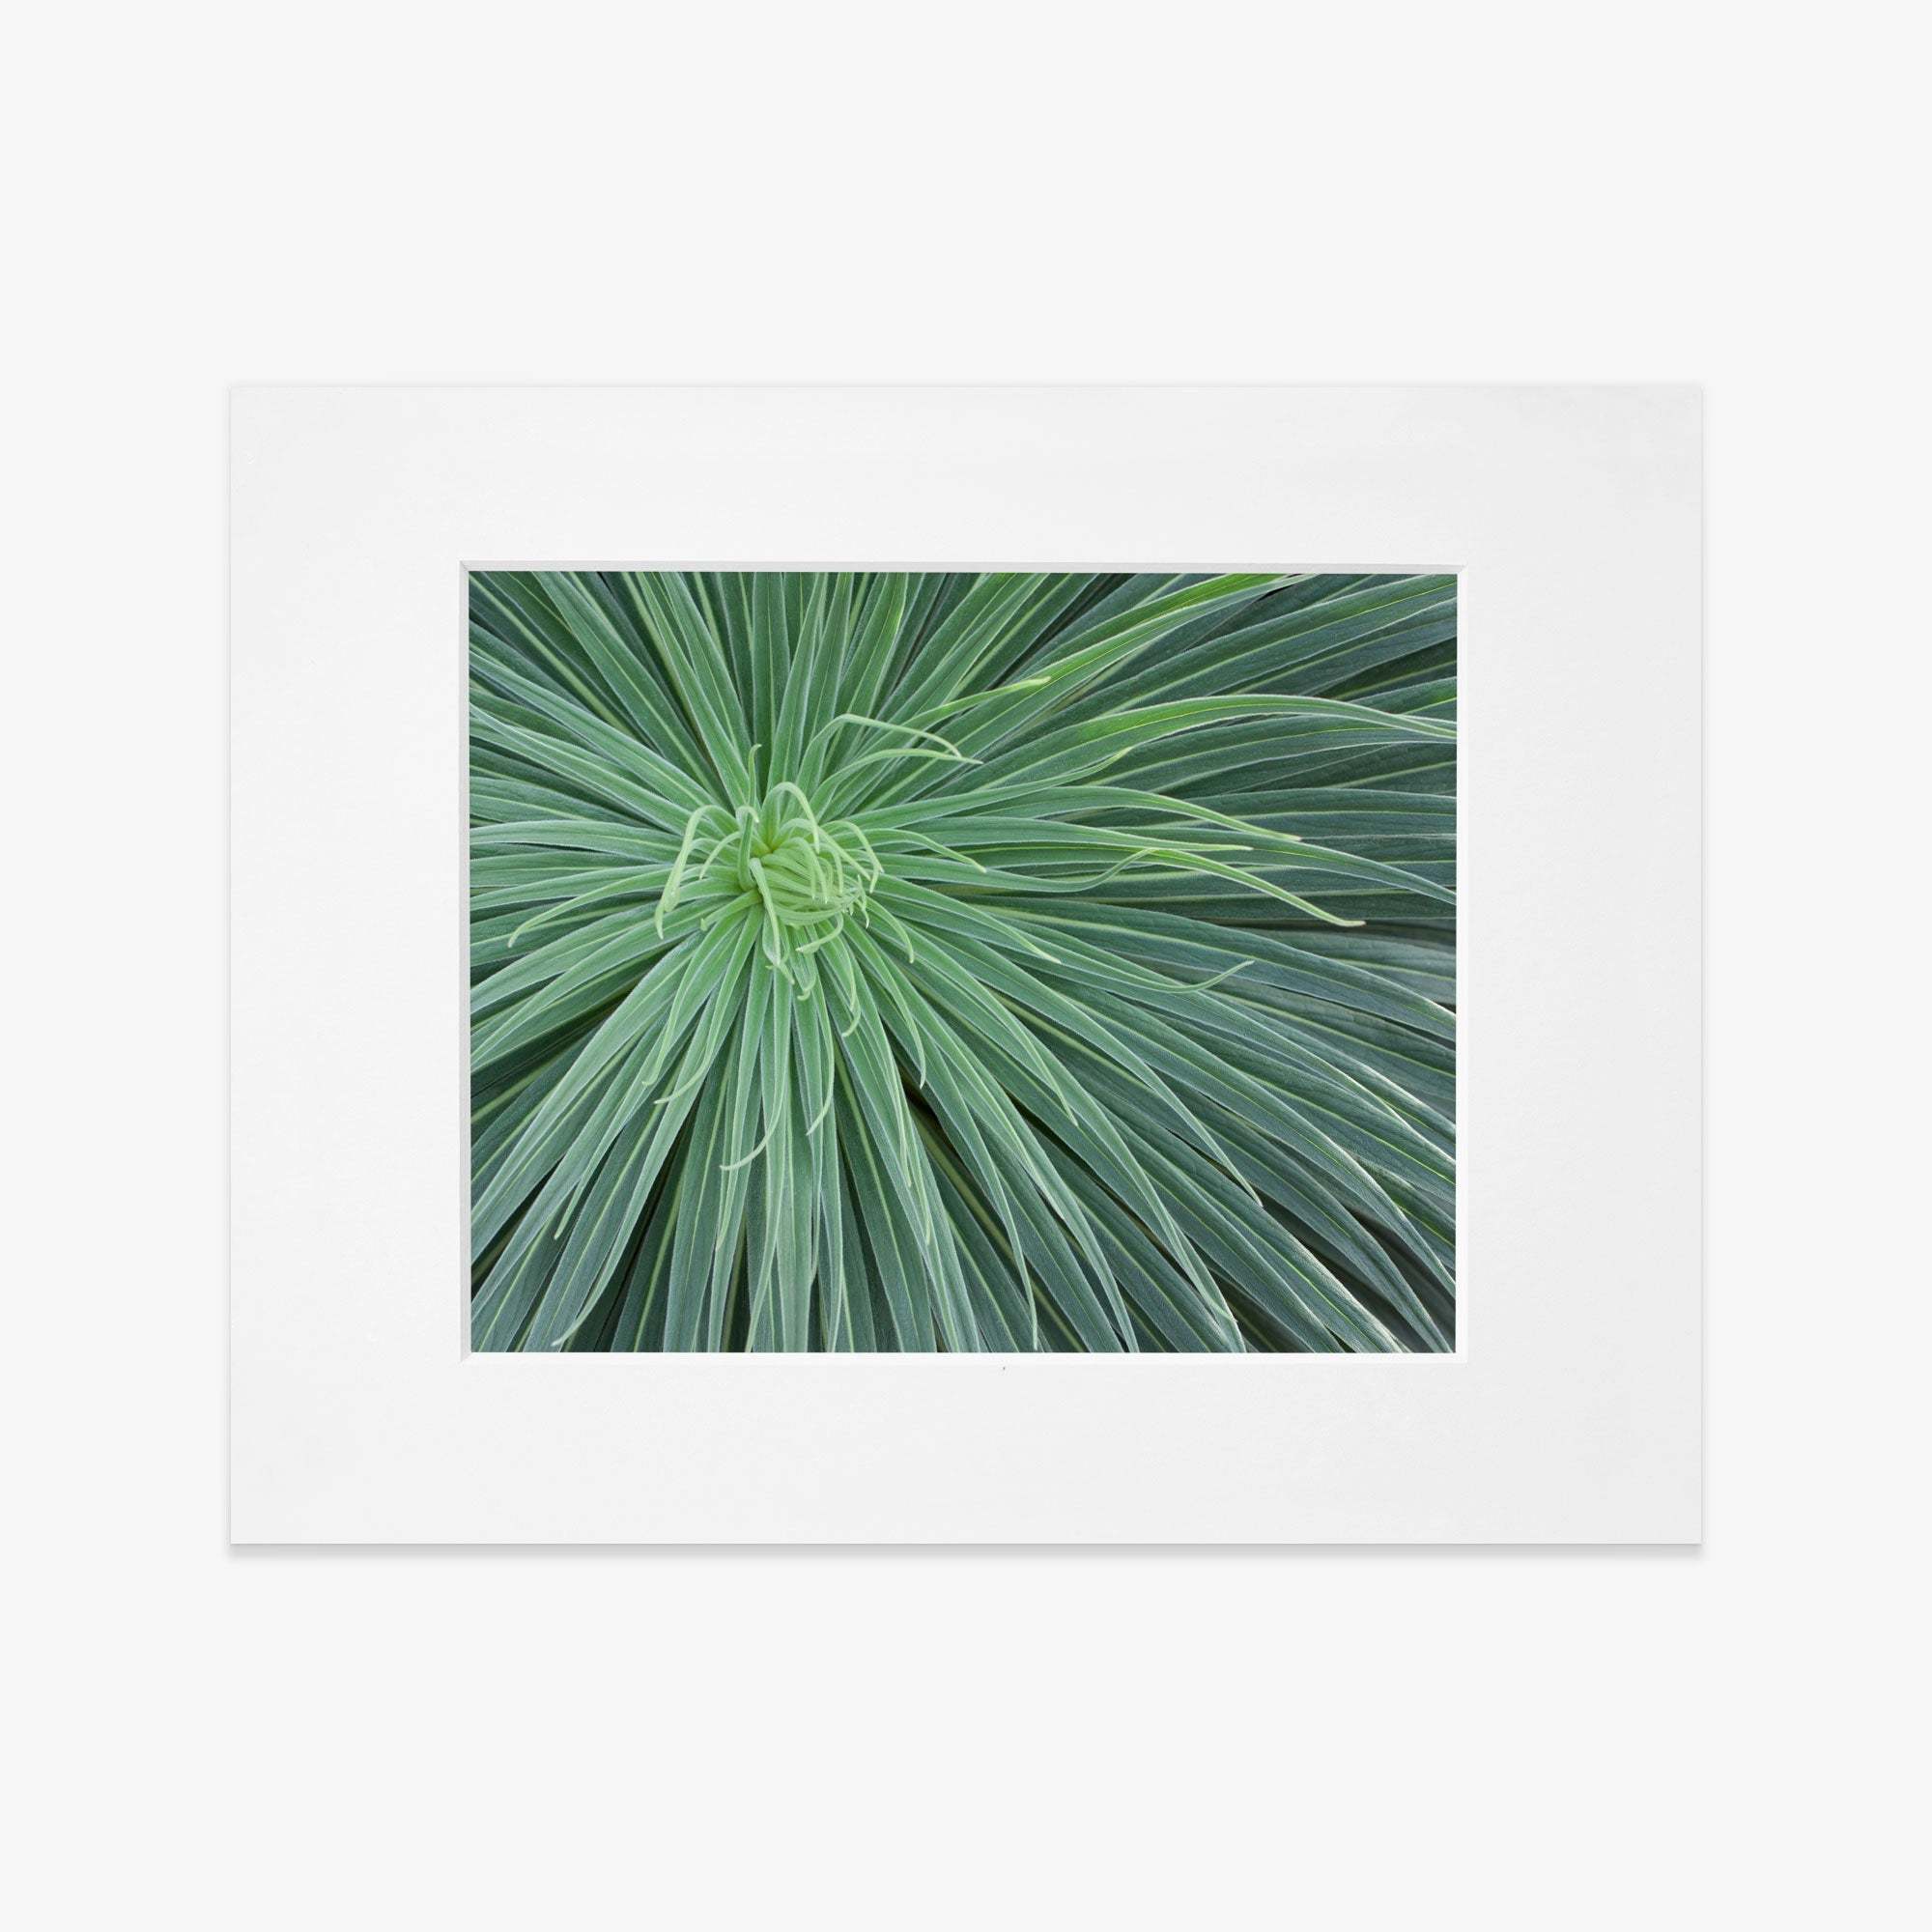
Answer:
231 385 1700 1541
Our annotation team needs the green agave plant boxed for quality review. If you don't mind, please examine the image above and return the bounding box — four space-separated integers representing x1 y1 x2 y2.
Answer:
470 569 1455 1351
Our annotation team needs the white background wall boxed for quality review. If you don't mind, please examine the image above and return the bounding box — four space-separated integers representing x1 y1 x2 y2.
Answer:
7 5 1923 1927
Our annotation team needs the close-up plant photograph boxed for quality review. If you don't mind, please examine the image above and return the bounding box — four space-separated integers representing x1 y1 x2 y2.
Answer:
469 568 1457 1352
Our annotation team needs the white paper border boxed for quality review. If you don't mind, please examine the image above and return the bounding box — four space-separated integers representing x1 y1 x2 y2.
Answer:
231 386 1700 1542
